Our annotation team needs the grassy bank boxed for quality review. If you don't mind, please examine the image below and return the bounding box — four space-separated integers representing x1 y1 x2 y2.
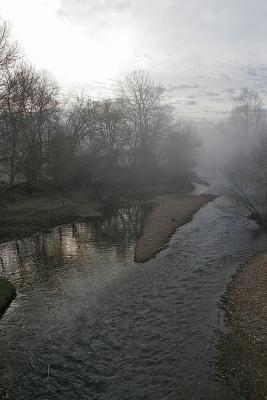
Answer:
0 180 200 244
134 193 211 262
0 278 16 317
218 254 267 399
0 190 102 243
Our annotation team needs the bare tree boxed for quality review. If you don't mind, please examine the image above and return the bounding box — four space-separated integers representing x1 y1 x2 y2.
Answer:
0 63 58 185
91 99 126 168
162 120 201 184
0 20 19 105
219 144 267 226
118 71 168 169
231 88 265 138
93 99 123 150
0 59 201 196
0 19 19 176
0 20 18 69
64 95 91 148
219 89 267 225
46 95 93 187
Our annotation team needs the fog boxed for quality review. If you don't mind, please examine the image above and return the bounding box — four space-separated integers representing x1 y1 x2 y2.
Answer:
0 2 267 224
2 2 267 400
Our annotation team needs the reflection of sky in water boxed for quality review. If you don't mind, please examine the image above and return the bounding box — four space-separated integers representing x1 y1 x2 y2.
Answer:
1 198 267 399
0 204 146 289
0 203 151 400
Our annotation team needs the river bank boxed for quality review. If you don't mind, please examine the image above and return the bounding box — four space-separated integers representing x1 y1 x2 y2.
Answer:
2 190 267 399
0 386 7 400
134 193 211 262
0 184 209 251
219 253 267 399
0 278 16 317
0 190 102 243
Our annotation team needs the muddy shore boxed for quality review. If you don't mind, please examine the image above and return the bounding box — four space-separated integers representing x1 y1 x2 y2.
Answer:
219 253 267 399
134 193 210 262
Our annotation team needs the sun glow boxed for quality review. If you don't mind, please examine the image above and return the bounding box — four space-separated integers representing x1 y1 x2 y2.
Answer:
0 0 135 91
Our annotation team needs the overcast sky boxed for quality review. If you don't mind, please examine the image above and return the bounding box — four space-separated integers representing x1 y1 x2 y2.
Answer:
1 0 267 122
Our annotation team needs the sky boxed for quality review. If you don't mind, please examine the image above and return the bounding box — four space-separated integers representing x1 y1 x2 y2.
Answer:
1 0 267 122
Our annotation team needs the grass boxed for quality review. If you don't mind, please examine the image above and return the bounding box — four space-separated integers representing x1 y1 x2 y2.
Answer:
0 190 102 243
0 278 16 317
0 180 197 243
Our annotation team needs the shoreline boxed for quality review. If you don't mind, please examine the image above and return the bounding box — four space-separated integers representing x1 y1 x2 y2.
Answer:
219 253 267 398
134 193 211 262
0 190 102 244
0 190 212 265
0 278 16 318
0 185 204 245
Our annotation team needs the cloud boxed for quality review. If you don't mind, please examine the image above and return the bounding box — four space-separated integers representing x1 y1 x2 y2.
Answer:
210 97 225 103
58 0 133 19
224 88 236 94
166 84 199 92
206 92 221 97
185 100 198 106
3 0 267 120
54 0 267 114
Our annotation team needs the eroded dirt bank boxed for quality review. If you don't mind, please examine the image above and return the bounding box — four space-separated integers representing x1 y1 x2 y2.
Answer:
134 193 210 262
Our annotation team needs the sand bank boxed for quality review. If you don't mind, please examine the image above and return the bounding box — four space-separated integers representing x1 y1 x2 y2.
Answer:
134 193 210 262
221 253 267 398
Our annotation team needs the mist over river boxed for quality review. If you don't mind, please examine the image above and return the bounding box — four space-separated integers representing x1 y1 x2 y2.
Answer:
0 190 266 400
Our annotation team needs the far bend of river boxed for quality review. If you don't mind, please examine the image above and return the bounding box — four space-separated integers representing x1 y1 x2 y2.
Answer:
0 192 267 399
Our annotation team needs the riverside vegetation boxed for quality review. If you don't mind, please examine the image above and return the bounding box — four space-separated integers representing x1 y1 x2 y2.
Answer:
0 21 201 244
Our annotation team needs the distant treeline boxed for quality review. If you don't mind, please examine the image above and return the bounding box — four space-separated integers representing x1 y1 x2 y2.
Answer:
0 21 200 197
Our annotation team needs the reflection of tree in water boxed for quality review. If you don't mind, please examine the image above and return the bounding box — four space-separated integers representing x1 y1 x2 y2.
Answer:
90 203 150 255
0 202 152 284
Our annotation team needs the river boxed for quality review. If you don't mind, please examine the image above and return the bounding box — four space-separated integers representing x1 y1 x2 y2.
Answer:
0 194 266 399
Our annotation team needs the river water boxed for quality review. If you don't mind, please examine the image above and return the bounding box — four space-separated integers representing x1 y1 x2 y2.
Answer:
0 194 266 399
